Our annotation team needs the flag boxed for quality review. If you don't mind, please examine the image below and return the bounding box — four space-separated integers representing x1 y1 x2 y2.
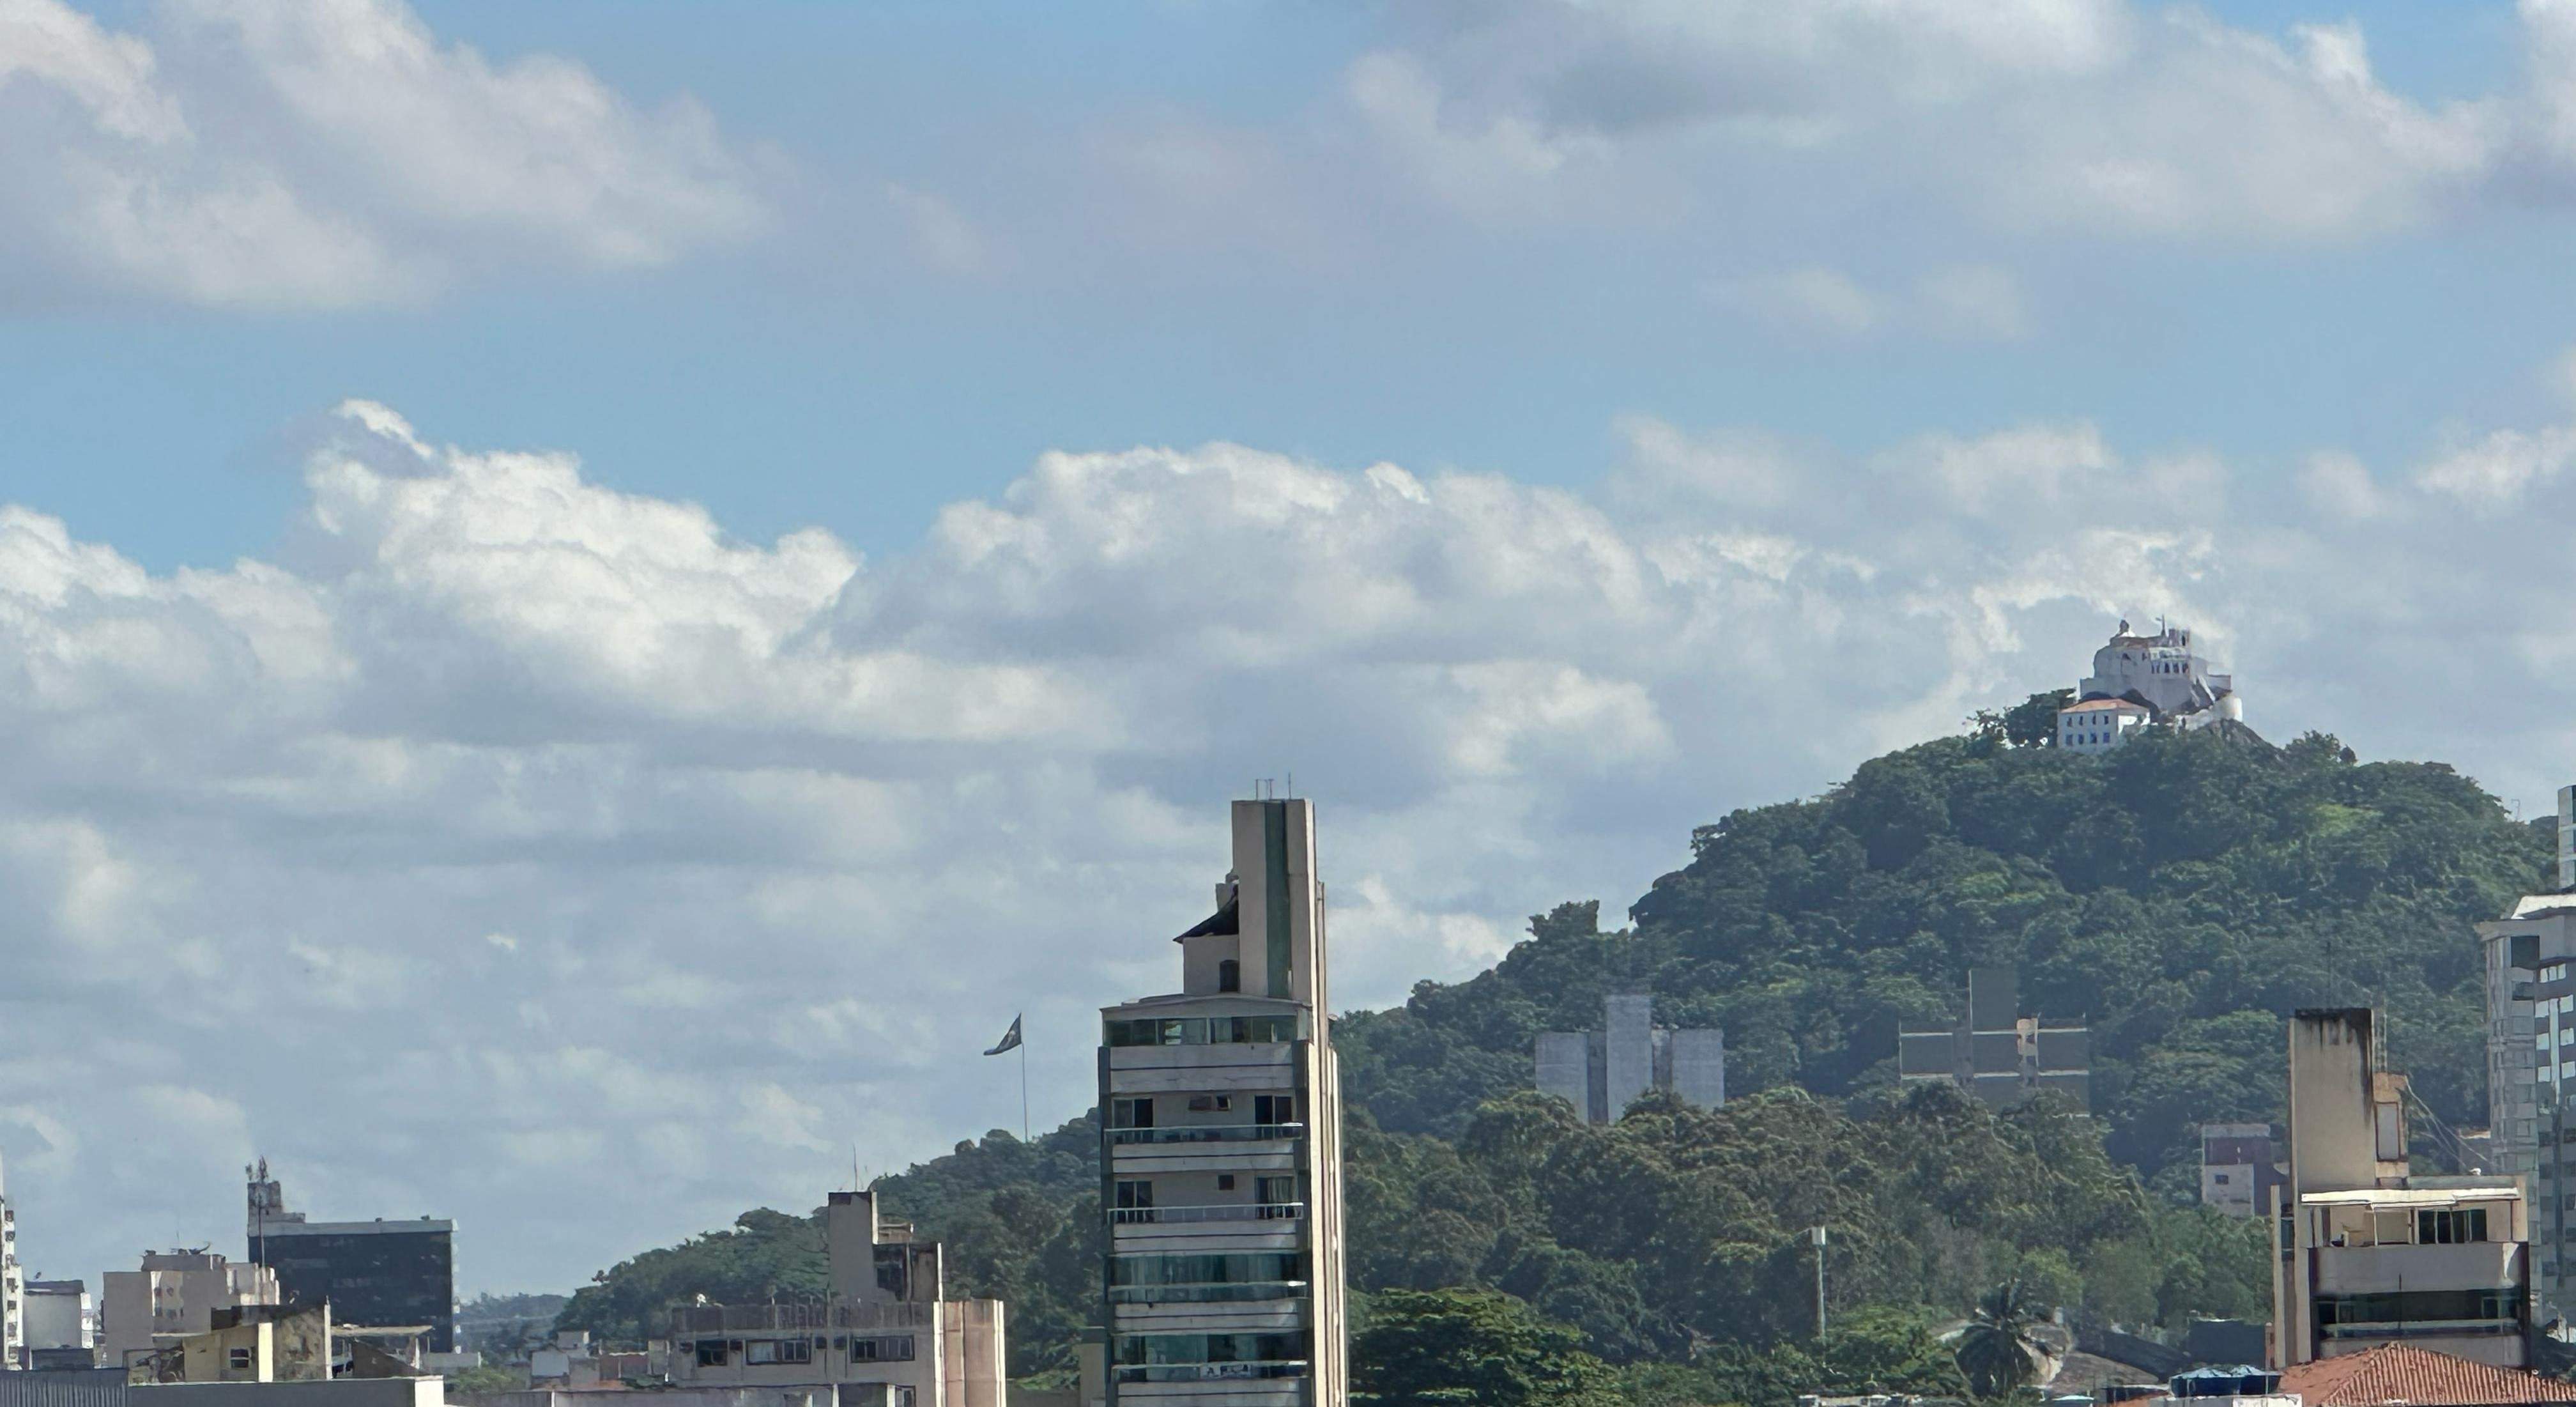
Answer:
985 1015 1023 1056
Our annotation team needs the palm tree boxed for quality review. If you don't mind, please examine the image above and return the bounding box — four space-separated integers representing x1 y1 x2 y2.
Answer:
1954 1279 2046 1400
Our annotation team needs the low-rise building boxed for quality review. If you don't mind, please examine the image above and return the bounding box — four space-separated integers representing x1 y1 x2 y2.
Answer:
1533 994 1723 1123
668 1188 1003 1407
102 1254 282 1369
1897 966 2089 1110
2054 621 2243 753
2271 1009 2531 1369
2202 1124 2286 1219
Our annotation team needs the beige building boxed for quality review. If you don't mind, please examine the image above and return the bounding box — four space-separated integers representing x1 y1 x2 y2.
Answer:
2272 1008 2531 1369
1094 797 1349 1407
102 1252 282 1369
668 1188 1003 1407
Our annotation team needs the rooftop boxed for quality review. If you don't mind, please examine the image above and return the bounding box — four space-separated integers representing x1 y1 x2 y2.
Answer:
2280 1344 2576 1406
2064 698 2150 714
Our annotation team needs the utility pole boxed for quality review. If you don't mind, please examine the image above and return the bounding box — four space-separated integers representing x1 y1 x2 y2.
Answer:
1811 1226 1829 1341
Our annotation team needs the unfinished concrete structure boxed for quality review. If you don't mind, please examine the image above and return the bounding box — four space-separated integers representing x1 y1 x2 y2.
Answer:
668 1188 1004 1407
1094 797 1348 1407
1533 995 1724 1123
2271 1008 2531 1369
1896 967 2089 1110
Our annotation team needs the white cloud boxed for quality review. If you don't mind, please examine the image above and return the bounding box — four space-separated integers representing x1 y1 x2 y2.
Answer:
0 0 764 311
2416 424 2576 508
2298 450 2389 521
12 394 2576 1301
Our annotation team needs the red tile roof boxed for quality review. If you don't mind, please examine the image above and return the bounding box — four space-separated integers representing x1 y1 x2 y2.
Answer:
2281 1345 2576 1407
2062 697 2149 713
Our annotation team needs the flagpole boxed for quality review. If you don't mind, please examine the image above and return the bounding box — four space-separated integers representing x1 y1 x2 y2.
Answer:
1019 1039 1030 1142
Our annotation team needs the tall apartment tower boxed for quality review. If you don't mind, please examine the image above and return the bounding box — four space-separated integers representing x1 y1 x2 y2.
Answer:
1096 797 1347 1407
1 1153 22 1369
2477 890 2576 1316
1533 995 1724 1123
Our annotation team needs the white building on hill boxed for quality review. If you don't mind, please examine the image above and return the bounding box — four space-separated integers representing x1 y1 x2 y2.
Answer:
2057 620 2242 753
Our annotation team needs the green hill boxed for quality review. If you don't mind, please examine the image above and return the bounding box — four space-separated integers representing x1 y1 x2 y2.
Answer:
553 720 2549 1386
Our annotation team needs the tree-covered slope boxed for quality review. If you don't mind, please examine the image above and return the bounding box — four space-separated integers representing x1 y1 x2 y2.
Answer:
1343 725 2547 1176
554 721 2547 1386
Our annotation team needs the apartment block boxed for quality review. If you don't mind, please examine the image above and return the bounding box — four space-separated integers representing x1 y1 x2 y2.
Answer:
2201 1123 2285 1219
1096 797 1348 1407
1 1155 19 1370
246 1164 454 1352
2271 1009 2530 1369
1533 995 1724 1123
668 1188 1004 1407
1896 967 2089 1110
26 1278 98 1367
100 1252 281 1369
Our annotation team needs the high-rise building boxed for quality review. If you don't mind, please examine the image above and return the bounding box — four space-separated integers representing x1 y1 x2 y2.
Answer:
245 1162 454 1351
2271 1008 2531 1369
1896 967 2089 1110
668 1187 1006 1407
2476 892 2576 1317
1 1154 20 1369
1095 797 1347 1407
1533 995 1724 1123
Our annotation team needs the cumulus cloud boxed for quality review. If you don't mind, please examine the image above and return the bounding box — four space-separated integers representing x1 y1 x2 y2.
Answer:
3 394 2567 1301
0 0 764 310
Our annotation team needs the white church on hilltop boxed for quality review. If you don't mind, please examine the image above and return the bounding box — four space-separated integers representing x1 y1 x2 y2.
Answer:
2055 620 2242 754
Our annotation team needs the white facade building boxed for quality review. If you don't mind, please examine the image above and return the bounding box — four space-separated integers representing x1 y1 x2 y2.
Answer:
1 1155 19 1369
1534 995 1724 1123
669 1188 1005 1407
2056 622 2242 752
23 1280 95 1362
2476 893 2576 1318
1096 797 1348 1407
2271 1008 2530 1369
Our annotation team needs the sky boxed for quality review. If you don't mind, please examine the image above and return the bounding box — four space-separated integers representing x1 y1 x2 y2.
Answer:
10 0 2576 1299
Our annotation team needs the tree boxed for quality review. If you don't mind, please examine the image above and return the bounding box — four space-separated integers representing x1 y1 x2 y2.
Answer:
1353 1288 1620 1407
2003 689 2074 748
1954 1280 2046 1399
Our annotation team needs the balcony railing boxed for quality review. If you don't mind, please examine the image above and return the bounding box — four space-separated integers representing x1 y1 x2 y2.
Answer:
1115 1361 1309 1384
1111 1204 1305 1226
1110 1282 1308 1305
1110 1123 1303 1146
669 1302 934 1334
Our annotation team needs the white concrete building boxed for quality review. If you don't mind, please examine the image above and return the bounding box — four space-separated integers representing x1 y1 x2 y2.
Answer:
2056 621 2242 753
1095 797 1348 1407
100 1254 282 1371
2474 893 2576 1318
668 1188 1004 1407
2271 1008 2530 1369
1 1155 20 1369
1533 995 1724 1123
26 1279 97 1364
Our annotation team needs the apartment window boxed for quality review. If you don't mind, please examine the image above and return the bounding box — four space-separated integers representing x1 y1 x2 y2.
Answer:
778 1340 811 1365
1116 1180 1156 1215
1187 1095 1233 1113
1217 959 1239 993
1216 1175 1236 1191
747 1341 779 1365
1111 1098 1155 1130
227 1348 251 1372
2417 1207 2491 1245
1254 1095 1296 1126
2212 1173 2230 1185
851 1337 915 1364
1256 1176 1297 1214
696 1342 728 1367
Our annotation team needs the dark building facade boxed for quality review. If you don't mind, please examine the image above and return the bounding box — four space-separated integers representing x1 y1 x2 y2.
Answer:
245 1163 454 1351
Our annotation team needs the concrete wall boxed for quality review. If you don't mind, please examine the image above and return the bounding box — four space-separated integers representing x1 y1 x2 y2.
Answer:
1533 1033 1589 1118
1667 1029 1725 1111
2288 1010 2384 1196
1602 996 1654 1121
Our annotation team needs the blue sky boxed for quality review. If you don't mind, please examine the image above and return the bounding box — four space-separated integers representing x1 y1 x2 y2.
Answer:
14 0 2576 1298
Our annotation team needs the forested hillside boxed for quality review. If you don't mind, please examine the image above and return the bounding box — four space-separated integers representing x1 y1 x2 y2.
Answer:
554 719 2550 1392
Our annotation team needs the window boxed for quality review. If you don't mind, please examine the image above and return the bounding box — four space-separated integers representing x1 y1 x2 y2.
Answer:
1257 1175 1297 1213
1116 1180 1156 1216
1217 959 1239 993
227 1348 251 1371
778 1340 811 1365
852 1337 916 1364
747 1341 779 1365
1111 1252 1303 1288
1254 1095 1295 1126
2212 1173 2230 1185
1216 1174 1236 1191
1111 1098 1155 1130
1187 1095 1233 1112
2416 1207 2490 1245
696 1342 728 1367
